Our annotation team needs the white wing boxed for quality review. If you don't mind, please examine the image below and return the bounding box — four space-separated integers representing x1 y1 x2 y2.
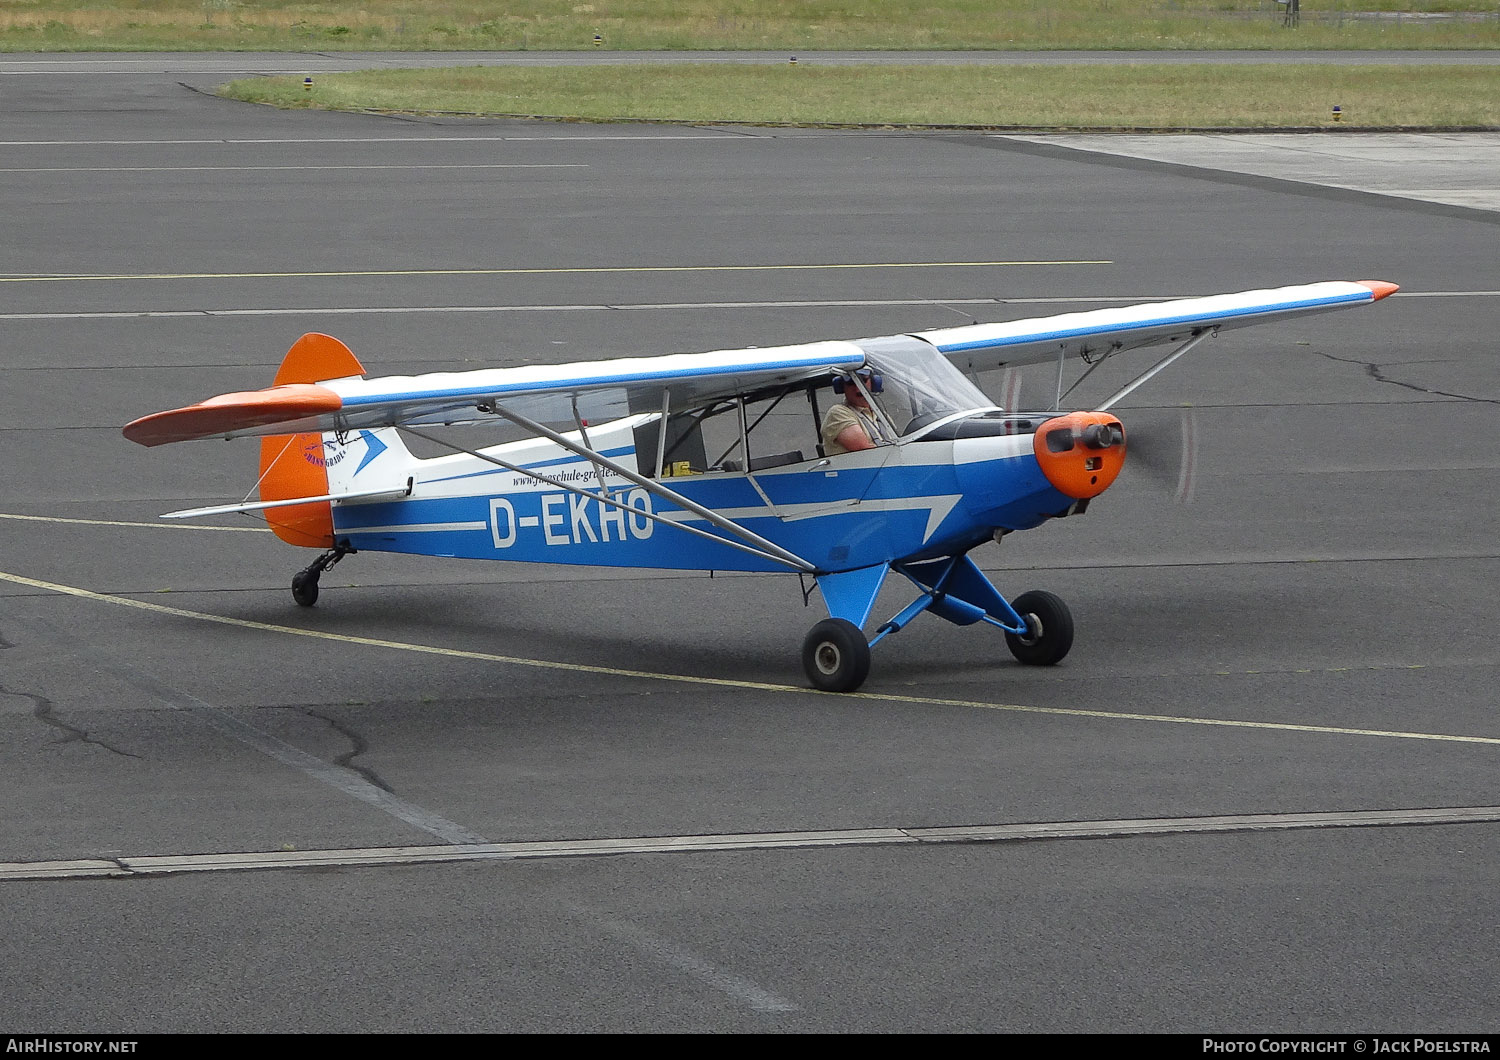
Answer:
915 280 1398 372
123 280 1396 447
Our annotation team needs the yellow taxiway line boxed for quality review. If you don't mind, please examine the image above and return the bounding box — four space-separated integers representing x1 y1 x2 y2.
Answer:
2 567 1496 748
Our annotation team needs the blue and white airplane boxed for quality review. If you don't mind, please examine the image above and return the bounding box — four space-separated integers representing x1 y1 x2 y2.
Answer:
125 279 1396 692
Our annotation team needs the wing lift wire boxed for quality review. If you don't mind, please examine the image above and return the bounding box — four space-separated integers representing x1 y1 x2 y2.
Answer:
402 403 817 574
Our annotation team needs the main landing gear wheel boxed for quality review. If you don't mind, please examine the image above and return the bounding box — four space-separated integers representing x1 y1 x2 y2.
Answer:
291 571 319 608
1004 590 1074 666
802 618 871 693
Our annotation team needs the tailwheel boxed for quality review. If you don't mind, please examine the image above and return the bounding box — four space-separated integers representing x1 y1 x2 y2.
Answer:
289 540 355 608
1004 590 1074 666
802 618 871 693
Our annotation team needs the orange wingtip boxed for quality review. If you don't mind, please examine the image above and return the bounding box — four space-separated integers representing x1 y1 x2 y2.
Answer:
122 383 343 447
1359 280 1399 301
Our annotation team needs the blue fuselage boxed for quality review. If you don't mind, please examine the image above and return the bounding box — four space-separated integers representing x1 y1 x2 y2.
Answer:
331 432 1073 574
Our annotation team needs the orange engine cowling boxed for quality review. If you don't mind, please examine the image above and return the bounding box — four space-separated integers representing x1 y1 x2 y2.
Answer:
1033 411 1126 500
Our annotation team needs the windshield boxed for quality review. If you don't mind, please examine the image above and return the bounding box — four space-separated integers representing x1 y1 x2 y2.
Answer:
854 335 1000 437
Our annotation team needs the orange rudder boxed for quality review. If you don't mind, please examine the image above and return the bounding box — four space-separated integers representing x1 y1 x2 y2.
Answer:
258 334 366 548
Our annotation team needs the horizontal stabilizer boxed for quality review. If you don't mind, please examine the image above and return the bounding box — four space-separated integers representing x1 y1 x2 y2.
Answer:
123 384 343 447
162 481 413 520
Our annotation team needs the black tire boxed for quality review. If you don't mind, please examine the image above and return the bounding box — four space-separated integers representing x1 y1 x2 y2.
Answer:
1004 590 1073 666
801 618 871 693
291 572 319 608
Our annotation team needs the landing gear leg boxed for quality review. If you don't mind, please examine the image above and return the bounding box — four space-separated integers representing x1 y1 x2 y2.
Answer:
290 540 356 607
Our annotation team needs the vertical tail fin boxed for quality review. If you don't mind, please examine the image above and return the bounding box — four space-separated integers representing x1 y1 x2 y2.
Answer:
259 334 366 548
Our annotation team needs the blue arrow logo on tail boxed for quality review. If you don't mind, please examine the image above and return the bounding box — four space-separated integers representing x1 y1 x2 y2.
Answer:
354 429 388 475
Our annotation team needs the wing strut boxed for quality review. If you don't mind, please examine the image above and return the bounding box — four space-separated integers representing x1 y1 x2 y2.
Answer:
399 418 817 574
1056 344 1119 409
480 404 817 572
1098 330 1215 412
652 388 672 479
570 395 612 498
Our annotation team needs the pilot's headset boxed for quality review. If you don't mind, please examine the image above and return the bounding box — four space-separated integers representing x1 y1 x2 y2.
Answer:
833 370 883 396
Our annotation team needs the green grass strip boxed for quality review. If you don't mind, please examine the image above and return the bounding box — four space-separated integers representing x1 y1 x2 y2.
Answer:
222 65 1500 130
2 0 1498 52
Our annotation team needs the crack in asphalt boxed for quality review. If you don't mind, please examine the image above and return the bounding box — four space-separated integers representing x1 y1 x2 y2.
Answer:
7 612 484 844
292 707 394 794
1315 350 1500 405
2 684 141 759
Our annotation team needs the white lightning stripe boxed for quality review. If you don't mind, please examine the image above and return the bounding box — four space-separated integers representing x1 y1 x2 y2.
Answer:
659 495 964 543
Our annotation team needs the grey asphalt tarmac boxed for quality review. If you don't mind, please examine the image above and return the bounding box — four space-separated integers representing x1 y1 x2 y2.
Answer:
0 53 1497 1034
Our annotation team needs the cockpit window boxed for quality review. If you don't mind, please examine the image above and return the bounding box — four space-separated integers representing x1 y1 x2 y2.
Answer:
629 335 1002 476
854 335 1000 437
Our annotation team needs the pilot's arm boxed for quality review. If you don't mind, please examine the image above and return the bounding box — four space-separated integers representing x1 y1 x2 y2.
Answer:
834 423 876 452
821 402 878 455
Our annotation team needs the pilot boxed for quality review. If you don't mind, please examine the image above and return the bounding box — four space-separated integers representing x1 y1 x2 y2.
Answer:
821 370 891 456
